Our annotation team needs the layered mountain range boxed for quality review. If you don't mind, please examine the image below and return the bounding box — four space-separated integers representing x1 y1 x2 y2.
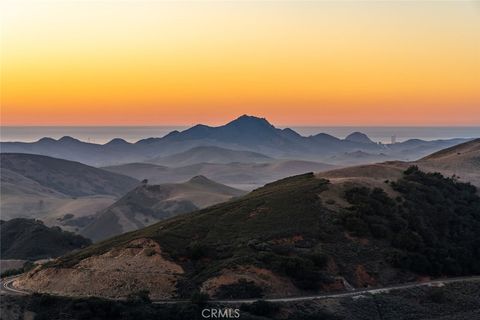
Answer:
1 115 470 166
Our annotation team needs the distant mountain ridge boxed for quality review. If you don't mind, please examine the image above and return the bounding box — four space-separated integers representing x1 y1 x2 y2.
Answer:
1 115 471 166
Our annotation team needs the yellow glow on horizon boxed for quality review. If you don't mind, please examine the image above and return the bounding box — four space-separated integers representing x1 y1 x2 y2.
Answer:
1 1 479 125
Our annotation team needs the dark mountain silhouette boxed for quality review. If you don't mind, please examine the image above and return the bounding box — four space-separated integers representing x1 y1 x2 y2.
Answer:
345 132 375 144
0 115 471 166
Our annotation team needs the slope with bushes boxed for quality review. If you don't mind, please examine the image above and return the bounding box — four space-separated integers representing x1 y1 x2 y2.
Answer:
16 168 480 299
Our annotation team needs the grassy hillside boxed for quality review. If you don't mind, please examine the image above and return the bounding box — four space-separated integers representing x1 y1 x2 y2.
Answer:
29 166 480 300
416 138 480 187
420 138 480 162
1 153 138 197
81 176 246 242
1 219 91 260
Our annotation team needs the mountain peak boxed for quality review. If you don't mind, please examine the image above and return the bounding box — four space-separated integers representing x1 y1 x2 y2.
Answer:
37 137 56 143
226 115 273 129
105 138 129 146
312 133 341 142
188 175 213 184
58 136 81 143
345 132 374 144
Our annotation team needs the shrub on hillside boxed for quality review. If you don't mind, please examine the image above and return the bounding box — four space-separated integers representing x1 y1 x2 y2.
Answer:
215 279 263 299
342 166 480 276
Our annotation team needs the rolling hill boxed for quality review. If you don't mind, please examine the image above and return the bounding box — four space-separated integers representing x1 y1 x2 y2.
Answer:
16 164 480 300
0 153 138 231
0 153 138 197
415 138 480 187
103 160 336 190
148 146 273 166
1 219 91 260
81 176 246 241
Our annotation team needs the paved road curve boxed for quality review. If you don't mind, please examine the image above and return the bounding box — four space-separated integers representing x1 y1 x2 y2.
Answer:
2 275 480 304
1 276 29 296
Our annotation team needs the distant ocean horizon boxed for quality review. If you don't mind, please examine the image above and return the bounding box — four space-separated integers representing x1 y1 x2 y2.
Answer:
1 126 479 145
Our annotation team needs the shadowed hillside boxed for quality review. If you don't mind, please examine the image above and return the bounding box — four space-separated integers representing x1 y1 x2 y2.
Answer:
0 154 139 231
0 153 138 197
1 219 91 260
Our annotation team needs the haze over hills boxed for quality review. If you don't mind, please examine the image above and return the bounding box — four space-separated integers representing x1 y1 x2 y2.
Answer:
0 153 138 197
81 176 246 242
0 153 138 230
0 115 472 166
149 146 273 167
103 159 336 190
317 139 480 191
16 166 480 300
1 219 91 260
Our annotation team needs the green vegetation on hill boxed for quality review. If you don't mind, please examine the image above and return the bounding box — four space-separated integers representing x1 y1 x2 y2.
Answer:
51 173 332 293
342 166 480 276
47 167 480 296
1 219 91 260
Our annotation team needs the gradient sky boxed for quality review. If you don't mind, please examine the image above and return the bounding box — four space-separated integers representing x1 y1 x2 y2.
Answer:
1 0 479 126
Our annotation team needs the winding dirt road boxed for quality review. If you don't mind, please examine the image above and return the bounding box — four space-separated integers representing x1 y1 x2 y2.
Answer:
2 275 480 304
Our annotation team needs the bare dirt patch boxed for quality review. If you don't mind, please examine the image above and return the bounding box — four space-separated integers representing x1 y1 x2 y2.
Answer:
201 266 300 298
354 265 377 288
15 238 183 299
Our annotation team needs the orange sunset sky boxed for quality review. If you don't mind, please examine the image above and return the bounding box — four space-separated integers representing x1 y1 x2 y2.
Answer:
1 0 479 126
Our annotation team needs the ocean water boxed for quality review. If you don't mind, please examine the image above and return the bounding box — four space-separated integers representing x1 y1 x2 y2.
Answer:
1 126 479 144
